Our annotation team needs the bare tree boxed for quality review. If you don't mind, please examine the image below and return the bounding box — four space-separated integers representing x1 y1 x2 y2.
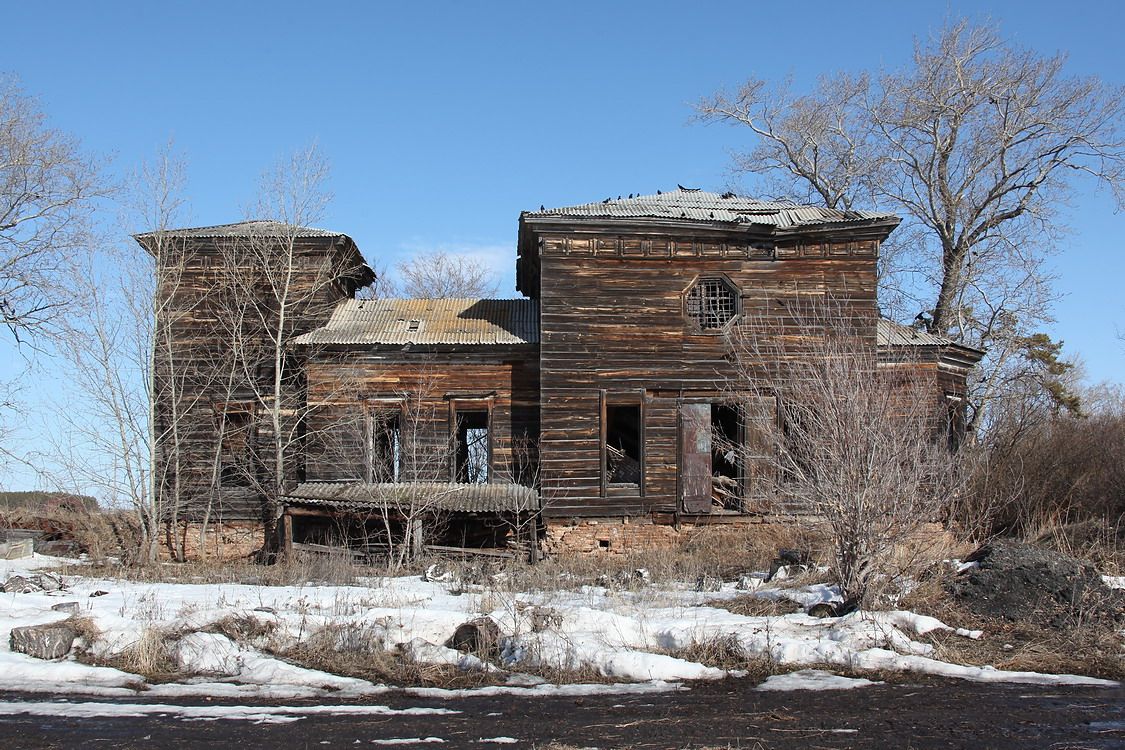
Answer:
395 250 500 299
213 144 368 556
698 19 1125 430
0 77 105 344
724 302 963 608
43 146 194 564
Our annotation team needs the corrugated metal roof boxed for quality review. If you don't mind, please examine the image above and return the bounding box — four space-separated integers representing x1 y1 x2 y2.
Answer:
135 220 347 240
294 298 538 346
877 318 956 347
284 481 540 513
524 188 897 229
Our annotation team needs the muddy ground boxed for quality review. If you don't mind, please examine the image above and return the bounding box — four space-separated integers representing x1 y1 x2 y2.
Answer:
0 676 1122 749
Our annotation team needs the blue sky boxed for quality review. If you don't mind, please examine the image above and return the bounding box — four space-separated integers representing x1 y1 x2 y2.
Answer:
2 1 1123 489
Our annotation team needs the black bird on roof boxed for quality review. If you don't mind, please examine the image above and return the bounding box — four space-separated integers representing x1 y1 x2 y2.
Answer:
720 191 736 199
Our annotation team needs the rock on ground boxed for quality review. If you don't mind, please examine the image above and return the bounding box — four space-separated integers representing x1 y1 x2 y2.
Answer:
446 617 501 659
10 623 77 660
949 539 1124 628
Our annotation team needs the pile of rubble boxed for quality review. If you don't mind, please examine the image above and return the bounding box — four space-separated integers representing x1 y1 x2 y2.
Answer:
948 539 1124 629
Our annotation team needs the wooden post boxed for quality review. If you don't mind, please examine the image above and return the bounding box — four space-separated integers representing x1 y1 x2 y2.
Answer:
281 512 294 560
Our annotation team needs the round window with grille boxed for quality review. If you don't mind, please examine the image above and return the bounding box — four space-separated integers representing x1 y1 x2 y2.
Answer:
685 277 738 330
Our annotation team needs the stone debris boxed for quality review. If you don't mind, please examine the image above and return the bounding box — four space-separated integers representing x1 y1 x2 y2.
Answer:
10 623 77 660
445 617 500 659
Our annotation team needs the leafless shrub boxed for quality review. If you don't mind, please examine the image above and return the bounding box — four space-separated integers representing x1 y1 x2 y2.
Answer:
725 301 965 607
962 393 1125 567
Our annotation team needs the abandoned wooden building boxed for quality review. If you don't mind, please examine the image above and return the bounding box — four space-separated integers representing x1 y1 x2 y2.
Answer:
141 189 983 560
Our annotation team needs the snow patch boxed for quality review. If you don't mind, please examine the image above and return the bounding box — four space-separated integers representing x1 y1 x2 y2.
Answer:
0 701 457 724
757 669 879 691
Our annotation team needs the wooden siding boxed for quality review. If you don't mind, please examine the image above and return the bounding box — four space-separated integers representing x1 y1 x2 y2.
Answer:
303 348 540 488
535 229 881 518
152 236 363 524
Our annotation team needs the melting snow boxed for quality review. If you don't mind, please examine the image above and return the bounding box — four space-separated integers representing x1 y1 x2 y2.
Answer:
756 669 879 691
0 553 1118 702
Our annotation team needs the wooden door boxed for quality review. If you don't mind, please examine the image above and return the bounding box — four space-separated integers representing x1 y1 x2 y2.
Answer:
680 402 712 514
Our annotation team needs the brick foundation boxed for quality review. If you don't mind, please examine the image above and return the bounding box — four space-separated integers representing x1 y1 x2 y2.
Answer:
160 521 264 561
544 517 695 554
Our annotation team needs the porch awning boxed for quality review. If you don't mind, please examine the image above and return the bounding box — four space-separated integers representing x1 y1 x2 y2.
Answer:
283 481 540 514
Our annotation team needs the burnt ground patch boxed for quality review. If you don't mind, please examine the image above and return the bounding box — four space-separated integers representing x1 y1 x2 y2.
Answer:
949 539 1124 628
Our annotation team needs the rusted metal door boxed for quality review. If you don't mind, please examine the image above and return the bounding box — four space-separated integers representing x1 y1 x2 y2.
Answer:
680 402 712 514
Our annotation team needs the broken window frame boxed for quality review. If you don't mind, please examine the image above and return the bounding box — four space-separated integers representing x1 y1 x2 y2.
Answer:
212 401 256 490
448 396 494 484
363 398 404 484
679 393 778 515
600 389 646 497
684 275 740 332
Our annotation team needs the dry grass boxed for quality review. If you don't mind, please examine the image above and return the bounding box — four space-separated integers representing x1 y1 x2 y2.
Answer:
80 626 181 681
204 614 278 645
509 522 832 593
900 572 1125 681
662 633 779 680
1031 518 1124 575
69 553 371 587
282 622 503 689
706 595 801 618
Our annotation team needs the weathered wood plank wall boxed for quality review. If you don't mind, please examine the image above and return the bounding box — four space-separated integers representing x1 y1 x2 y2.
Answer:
532 228 882 518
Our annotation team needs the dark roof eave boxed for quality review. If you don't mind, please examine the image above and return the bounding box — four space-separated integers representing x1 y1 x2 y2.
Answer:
294 341 539 350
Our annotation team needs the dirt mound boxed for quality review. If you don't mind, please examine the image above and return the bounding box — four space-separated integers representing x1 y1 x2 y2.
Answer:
948 539 1123 628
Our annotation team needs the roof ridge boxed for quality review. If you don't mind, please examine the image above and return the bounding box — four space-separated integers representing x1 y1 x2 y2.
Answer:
135 218 347 238
524 189 898 228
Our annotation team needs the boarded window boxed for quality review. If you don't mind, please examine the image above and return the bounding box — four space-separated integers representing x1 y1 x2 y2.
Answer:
365 406 401 483
215 403 254 489
454 409 490 484
685 277 738 330
605 404 642 486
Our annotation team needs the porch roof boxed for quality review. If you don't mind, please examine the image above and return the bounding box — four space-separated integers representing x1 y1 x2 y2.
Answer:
283 481 540 514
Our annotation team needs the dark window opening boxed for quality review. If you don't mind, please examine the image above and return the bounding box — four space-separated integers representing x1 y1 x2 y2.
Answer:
366 410 401 483
711 403 742 510
455 410 490 484
216 405 254 489
686 277 738 330
945 394 966 452
606 404 642 485
598 539 611 549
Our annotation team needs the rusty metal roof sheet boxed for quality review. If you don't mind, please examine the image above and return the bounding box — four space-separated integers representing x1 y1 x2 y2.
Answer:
524 188 897 229
293 298 538 346
135 220 348 240
284 481 540 513
877 318 957 347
